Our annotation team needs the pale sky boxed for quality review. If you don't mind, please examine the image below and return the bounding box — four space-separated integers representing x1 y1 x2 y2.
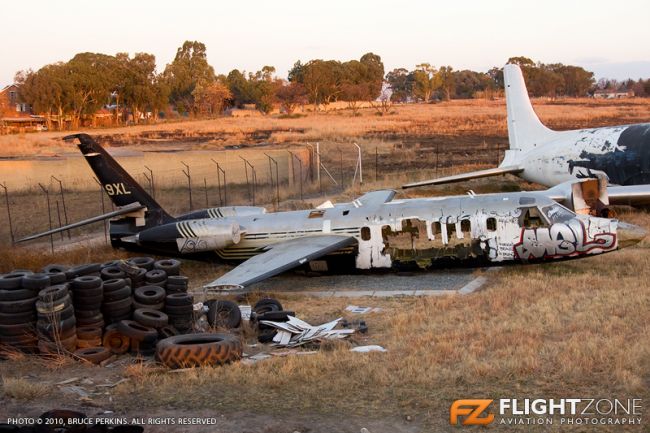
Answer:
2 0 649 86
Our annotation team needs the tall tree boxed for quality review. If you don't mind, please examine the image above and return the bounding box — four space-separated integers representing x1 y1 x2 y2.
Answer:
163 41 216 114
412 63 439 102
385 68 414 102
436 66 455 101
66 52 117 127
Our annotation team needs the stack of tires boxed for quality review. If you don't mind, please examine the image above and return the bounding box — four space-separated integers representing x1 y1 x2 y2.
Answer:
165 275 189 294
41 264 69 285
0 272 42 353
65 263 101 280
102 278 132 324
36 284 76 353
164 293 194 333
153 259 180 277
70 276 104 332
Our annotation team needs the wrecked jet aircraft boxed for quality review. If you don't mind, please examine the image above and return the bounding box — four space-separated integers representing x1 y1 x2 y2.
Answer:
403 64 650 207
18 134 646 291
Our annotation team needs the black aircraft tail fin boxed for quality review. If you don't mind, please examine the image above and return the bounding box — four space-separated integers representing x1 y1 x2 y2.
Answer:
64 133 173 225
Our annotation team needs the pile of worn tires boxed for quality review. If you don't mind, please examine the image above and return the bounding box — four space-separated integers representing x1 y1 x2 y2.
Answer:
0 257 194 363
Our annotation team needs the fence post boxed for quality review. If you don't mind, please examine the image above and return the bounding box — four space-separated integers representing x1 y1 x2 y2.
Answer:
288 151 303 201
93 177 108 244
181 161 193 211
55 201 64 241
203 177 208 208
38 183 54 253
339 148 343 191
144 165 155 198
375 146 378 183
264 153 280 211
0 183 14 245
51 176 70 239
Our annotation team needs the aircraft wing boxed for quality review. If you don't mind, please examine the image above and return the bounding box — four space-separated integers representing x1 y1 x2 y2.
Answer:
204 234 357 290
607 185 650 206
402 165 523 189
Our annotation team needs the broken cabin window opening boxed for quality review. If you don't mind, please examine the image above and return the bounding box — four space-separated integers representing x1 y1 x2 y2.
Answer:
519 206 549 229
309 210 325 219
447 222 456 239
460 219 471 235
432 221 441 237
342 210 350 216
486 217 497 232
361 226 371 241
542 203 575 224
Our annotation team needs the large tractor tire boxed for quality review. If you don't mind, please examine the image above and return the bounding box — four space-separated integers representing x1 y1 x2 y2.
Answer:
156 333 242 369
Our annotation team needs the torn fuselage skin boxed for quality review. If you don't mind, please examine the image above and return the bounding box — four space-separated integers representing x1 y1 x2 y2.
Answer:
353 195 618 270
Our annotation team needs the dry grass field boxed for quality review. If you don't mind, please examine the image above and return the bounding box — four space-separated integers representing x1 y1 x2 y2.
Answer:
1 98 650 157
0 100 649 432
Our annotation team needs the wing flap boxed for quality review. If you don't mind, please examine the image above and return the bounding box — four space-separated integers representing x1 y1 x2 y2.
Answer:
402 165 523 189
205 234 357 290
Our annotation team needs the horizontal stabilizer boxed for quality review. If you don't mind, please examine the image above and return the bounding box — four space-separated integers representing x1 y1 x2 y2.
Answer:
16 202 145 243
402 165 523 189
607 185 650 206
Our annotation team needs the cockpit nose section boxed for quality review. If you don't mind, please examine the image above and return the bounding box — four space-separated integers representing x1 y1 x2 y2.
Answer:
617 221 647 248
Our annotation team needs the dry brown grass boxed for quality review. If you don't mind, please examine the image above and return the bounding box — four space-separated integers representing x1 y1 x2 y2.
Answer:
1 377 51 401
2 98 649 157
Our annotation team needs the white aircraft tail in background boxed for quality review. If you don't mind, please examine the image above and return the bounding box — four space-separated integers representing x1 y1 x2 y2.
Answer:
403 64 650 206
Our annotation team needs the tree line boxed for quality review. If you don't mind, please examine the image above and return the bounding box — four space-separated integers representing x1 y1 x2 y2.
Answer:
14 42 650 130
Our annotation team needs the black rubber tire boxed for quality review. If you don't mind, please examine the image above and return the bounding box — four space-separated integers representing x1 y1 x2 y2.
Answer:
103 278 128 292
256 310 296 322
252 303 281 315
145 269 167 283
134 286 166 304
0 271 33 290
117 320 158 341
167 275 188 286
0 288 38 302
0 322 35 337
207 300 242 329
133 300 164 311
101 260 121 269
103 327 130 354
38 304 74 322
73 296 103 310
156 333 242 369
38 285 69 302
74 308 101 319
37 334 77 353
0 273 24 290
165 285 188 295
164 304 193 315
103 285 131 302
103 296 133 312
127 256 155 270
101 266 126 280
254 297 283 311
0 297 37 314
41 264 69 274
76 315 104 328
165 293 193 306
37 315 76 334
129 267 147 282
153 259 181 276
45 272 68 285
77 326 103 340
105 312 132 324
74 347 112 364
133 308 168 328
21 273 51 291
257 329 277 343
36 296 72 314
72 286 103 298
71 275 102 290
158 325 179 339
65 263 101 279
0 310 36 325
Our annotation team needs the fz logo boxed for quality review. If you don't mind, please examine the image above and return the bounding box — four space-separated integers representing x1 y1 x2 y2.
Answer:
104 182 131 196
450 399 494 425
